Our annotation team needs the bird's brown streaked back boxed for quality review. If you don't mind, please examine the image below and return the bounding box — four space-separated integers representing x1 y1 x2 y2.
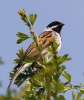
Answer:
15 31 52 69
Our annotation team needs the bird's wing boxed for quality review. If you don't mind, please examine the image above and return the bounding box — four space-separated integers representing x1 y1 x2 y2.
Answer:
16 31 52 68
7 31 53 89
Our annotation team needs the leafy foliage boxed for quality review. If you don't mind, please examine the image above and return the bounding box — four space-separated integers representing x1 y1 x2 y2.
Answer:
16 32 29 44
6 9 84 100
14 48 24 64
72 91 84 100
62 71 71 82
28 14 37 25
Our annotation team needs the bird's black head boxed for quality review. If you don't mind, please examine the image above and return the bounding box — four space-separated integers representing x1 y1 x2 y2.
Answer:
46 21 64 33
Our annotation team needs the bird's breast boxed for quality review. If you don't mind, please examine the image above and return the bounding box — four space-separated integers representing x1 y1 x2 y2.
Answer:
52 31 61 52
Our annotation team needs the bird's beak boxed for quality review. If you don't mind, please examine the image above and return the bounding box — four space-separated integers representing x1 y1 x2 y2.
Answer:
61 23 65 26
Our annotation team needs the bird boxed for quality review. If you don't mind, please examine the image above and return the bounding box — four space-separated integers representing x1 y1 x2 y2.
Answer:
7 21 64 89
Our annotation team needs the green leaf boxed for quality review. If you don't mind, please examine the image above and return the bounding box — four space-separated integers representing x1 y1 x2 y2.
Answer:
57 54 71 65
14 48 24 64
28 14 37 25
53 79 66 93
24 56 36 63
74 85 80 89
9 67 17 78
72 92 76 100
16 32 29 44
58 65 66 76
47 46 54 54
33 73 44 84
64 82 70 86
77 92 83 99
80 88 84 93
52 39 59 50
47 40 59 54
16 48 24 58
62 71 71 82
16 39 24 44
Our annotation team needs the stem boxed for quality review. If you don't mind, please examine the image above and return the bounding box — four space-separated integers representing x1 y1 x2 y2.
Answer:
46 77 52 100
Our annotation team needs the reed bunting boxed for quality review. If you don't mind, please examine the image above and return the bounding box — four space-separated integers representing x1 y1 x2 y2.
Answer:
8 21 64 89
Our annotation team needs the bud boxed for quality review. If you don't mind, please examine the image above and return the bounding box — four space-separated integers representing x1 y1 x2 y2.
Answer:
26 80 31 91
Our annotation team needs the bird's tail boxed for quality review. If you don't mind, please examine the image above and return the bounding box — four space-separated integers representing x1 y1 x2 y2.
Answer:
7 63 32 90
